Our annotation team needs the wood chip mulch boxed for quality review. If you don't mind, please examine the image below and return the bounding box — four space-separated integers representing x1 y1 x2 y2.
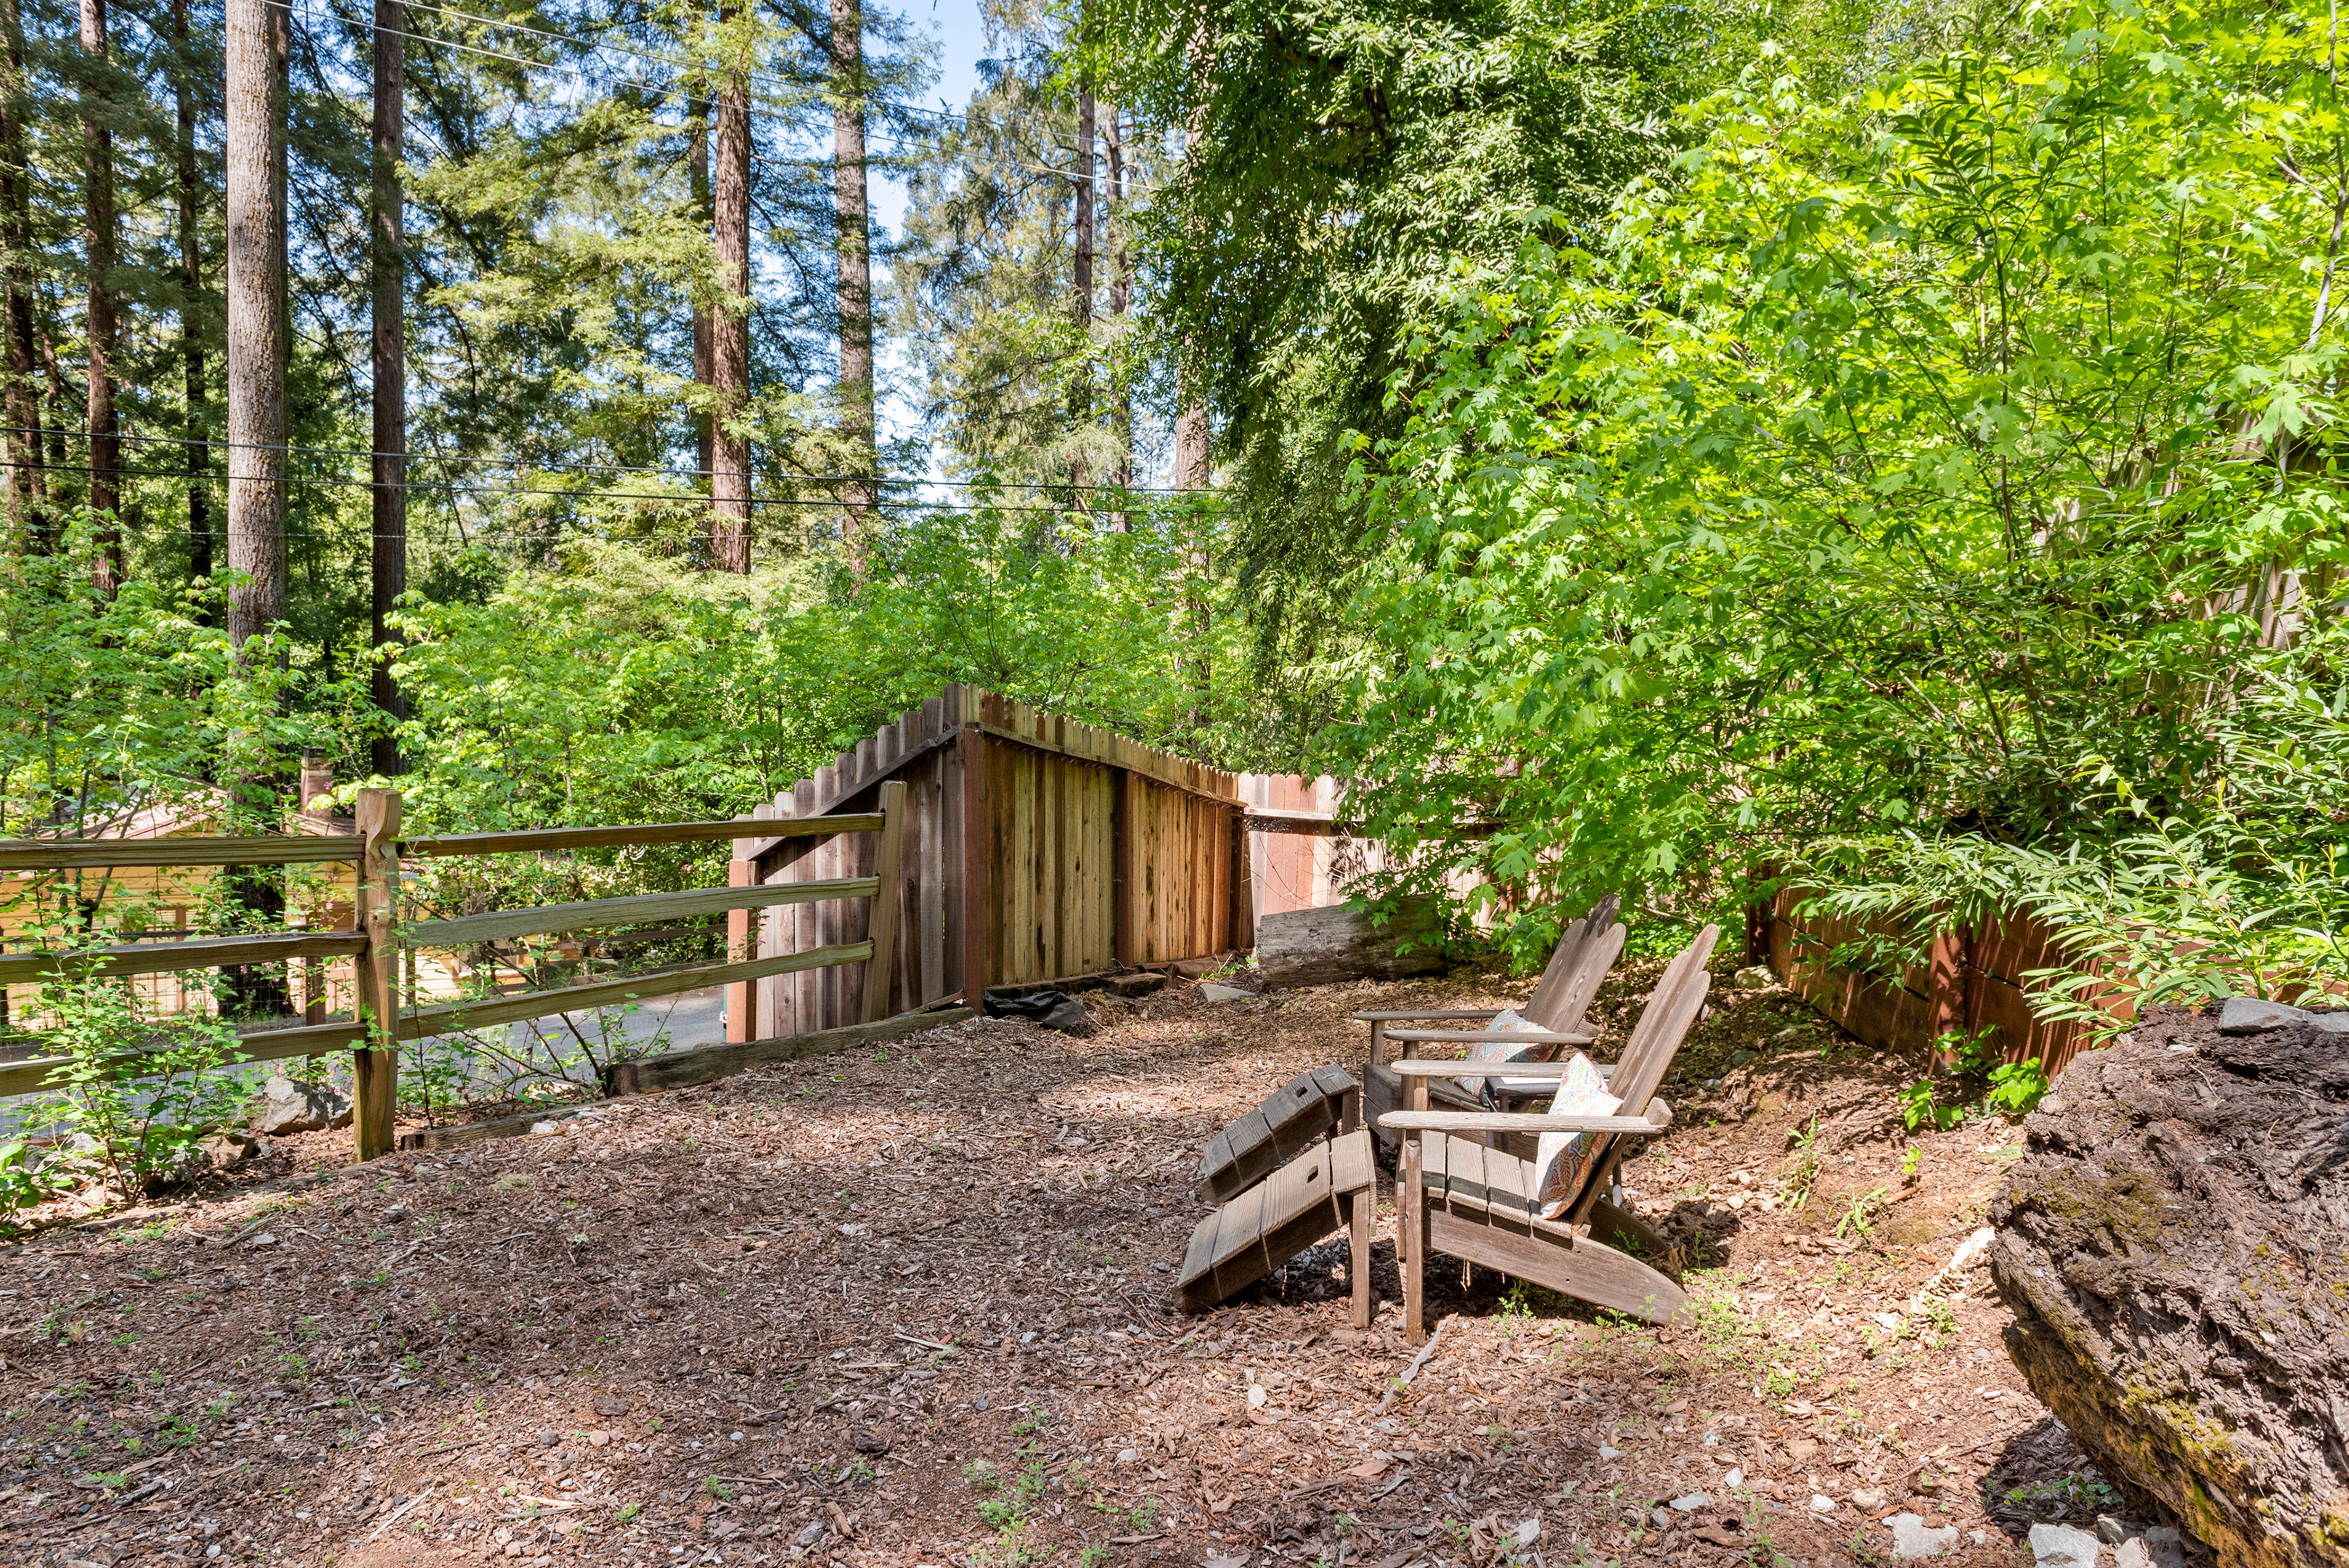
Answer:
0 963 2141 1567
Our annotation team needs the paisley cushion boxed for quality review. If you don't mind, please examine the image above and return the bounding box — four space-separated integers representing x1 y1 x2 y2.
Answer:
1453 1007 1554 1101
1533 1053 1622 1220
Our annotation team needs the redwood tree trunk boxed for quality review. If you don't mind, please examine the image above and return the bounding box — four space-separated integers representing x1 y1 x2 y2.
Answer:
1070 80 1094 499
0 0 41 544
370 0 406 775
80 0 119 592
174 0 207 588
708 4 751 573
690 94 712 494
1991 1008 2349 1568
224 0 286 650
1106 105 1132 512
830 0 873 552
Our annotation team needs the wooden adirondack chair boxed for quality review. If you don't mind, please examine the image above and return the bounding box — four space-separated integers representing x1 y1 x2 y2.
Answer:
1357 896 1627 1146
1377 923 1720 1339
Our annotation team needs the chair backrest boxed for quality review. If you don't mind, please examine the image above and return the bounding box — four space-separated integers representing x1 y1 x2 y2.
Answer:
1519 894 1626 1034
1556 923 1719 1225
1609 923 1720 1112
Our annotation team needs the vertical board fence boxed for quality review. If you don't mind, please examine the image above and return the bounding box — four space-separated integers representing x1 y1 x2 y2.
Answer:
734 687 1372 1038
1763 888 2123 1079
0 787 904 1161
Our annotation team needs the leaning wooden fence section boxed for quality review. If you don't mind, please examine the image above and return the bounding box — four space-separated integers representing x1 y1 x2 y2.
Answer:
0 785 906 1160
727 685 1389 1038
1762 888 2119 1077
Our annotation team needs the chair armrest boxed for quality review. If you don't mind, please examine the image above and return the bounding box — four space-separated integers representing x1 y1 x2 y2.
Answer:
1390 1059 1604 1080
1351 1008 1506 1023
1384 1028 1594 1047
1378 1098 1670 1137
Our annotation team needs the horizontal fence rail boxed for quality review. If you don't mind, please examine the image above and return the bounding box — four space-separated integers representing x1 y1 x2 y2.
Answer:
401 877 878 950
0 834 366 870
0 783 910 1160
0 931 369 987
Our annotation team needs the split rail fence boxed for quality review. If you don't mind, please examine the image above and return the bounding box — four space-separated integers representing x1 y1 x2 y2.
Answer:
0 785 905 1160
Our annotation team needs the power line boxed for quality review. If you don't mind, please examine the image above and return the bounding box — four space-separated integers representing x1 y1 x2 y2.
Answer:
2 426 1187 495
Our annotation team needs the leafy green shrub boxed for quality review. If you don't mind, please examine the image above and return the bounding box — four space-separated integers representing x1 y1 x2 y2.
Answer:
30 968 251 1197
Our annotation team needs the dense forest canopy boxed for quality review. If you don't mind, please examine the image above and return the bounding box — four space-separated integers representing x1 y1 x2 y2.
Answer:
2 0 2343 1005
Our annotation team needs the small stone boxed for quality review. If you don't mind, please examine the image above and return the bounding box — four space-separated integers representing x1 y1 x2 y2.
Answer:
1246 1384 1269 1409
1723 1467 1744 1488
1198 982 1251 1003
1598 1445 1622 1460
1888 1512 1958 1560
2096 1516 2127 1545
2218 996 2311 1033
248 1233 277 1249
587 1431 610 1447
1851 1488 1885 1511
792 1522 826 1548
849 1427 889 1454
2115 1543 2149 1568
2028 1522 2103 1567
1116 1448 1137 1463
1669 1492 1709 1511
536 1432 560 1448
973 1398 988 1412
1650 1508 1674 1530
1809 1495 1836 1514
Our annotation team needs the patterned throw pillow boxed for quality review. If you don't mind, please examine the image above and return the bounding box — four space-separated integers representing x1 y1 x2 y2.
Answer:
1453 1008 1553 1101
1533 1053 1622 1220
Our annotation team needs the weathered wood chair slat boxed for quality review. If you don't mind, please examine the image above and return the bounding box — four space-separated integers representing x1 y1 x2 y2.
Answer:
1176 1130 1375 1315
1195 1063 1362 1204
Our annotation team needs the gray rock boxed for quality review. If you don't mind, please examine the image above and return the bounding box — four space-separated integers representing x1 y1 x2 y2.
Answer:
1888 1513 1958 1560
791 1521 826 1549
1668 1492 1709 1511
2028 1522 2104 1567
2113 1543 2149 1568
1649 1508 1673 1530
1197 982 1251 1003
2218 996 2311 1033
248 1075 353 1136
2096 1516 2127 1545
200 1132 260 1169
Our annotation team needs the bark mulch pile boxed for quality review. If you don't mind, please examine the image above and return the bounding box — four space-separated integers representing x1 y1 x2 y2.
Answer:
0 961 2157 1567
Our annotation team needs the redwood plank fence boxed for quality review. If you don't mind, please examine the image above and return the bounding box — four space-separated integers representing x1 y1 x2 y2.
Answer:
729 686 1376 1039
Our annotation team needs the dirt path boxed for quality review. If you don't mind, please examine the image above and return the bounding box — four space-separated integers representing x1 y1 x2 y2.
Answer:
0 963 2124 1567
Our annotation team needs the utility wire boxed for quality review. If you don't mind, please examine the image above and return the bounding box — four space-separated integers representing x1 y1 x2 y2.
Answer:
4 426 1184 496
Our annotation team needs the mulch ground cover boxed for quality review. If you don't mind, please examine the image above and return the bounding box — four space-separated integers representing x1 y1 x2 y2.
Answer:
0 960 2141 1567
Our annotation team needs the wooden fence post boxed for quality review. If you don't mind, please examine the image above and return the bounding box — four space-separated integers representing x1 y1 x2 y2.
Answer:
726 821 756 1043
352 788 401 1161
958 723 989 1009
863 780 907 1023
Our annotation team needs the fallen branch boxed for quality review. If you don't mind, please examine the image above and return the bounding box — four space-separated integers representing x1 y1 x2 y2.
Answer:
365 1483 434 1540
1374 1318 1450 1416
